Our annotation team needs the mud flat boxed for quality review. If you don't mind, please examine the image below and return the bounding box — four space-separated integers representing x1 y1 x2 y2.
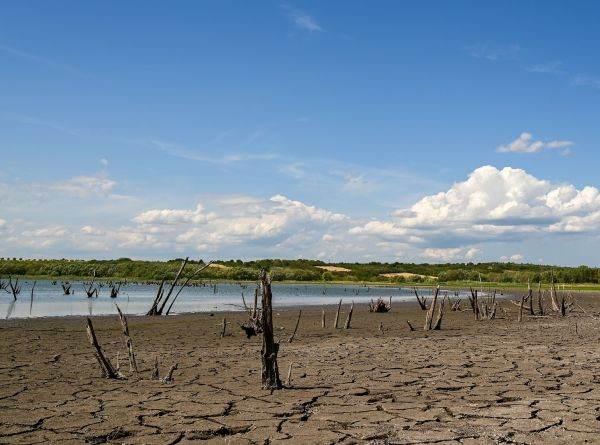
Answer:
2 295 600 444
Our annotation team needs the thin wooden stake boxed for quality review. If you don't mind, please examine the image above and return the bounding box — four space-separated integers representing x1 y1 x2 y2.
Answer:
151 356 160 380
252 287 259 319
286 362 293 387
344 301 354 329
321 308 326 328
220 317 227 338
333 299 342 329
288 310 302 343
518 293 525 322
116 305 138 373
29 280 36 317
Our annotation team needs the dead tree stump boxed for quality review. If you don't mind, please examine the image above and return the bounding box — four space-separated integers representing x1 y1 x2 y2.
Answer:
85 318 119 379
424 286 439 330
260 270 281 390
413 287 428 310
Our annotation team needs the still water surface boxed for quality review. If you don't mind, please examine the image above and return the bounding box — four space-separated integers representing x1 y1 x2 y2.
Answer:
1 280 473 319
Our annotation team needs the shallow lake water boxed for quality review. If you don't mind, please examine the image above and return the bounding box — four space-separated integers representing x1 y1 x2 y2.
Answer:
1 280 476 319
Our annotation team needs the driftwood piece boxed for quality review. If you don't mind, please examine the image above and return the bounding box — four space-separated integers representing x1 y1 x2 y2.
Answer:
286 362 293 387
162 363 178 383
451 295 461 311
252 287 259 319
84 270 98 298
85 318 119 379
433 297 446 330
62 282 72 295
165 261 213 315
220 317 227 338
413 287 428 310
424 286 439 331
8 276 21 300
537 282 544 315
240 321 261 338
157 258 189 314
468 288 480 320
109 282 122 299
260 270 282 390
151 357 160 380
116 305 138 373
517 293 525 322
369 298 391 313
527 282 534 315
333 299 342 329
550 277 560 312
147 279 166 316
29 281 36 316
344 301 354 329
288 310 302 343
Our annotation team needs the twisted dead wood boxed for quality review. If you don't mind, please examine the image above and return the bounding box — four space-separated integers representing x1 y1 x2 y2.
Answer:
85 318 119 379
260 269 281 390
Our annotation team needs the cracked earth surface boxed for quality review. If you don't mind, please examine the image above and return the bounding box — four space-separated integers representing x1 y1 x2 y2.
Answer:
2 296 600 444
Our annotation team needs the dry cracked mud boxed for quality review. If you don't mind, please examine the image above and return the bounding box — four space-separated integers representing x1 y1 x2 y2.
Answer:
2 295 600 444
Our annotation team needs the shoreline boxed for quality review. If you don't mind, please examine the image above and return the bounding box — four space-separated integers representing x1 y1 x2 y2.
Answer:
0 298 421 323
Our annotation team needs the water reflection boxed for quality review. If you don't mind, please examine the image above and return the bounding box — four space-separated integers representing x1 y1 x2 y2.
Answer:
5 300 16 319
0 280 474 320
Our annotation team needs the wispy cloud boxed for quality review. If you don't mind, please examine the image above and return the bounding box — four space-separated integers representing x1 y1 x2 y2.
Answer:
497 132 574 156
465 43 520 61
282 4 322 33
0 111 79 136
148 139 278 165
573 73 600 89
526 61 565 74
0 43 87 76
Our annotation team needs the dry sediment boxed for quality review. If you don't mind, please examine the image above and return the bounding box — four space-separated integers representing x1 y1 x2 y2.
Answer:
1 296 600 444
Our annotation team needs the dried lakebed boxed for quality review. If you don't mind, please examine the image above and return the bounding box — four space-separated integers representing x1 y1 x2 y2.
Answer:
1 297 600 444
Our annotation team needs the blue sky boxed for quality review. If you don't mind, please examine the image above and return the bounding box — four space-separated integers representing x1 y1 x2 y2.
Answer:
1 1 600 265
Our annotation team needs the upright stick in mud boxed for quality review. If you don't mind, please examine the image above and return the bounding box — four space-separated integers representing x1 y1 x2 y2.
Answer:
537 282 544 315
288 310 302 343
333 299 342 329
344 301 354 329
518 293 525 322
116 305 138 373
260 270 282 390
86 318 119 379
424 286 439 330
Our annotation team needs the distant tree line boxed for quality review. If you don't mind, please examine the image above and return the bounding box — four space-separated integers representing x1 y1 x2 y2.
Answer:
0 257 598 284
